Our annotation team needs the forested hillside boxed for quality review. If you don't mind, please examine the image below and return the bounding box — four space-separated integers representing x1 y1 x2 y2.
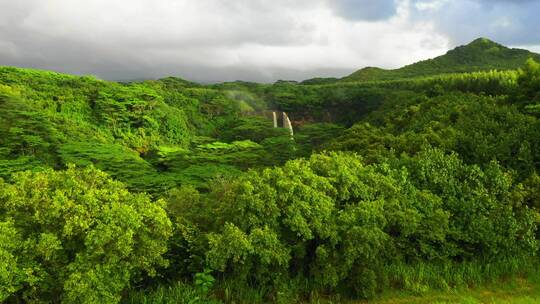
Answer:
341 38 540 83
1 39 540 303
0 68 297 192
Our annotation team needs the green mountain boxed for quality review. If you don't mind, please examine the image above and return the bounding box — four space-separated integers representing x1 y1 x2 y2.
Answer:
341 38 540 82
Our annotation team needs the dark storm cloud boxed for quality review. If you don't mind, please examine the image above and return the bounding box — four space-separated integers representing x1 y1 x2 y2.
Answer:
0 0 330 81
330 0 398 21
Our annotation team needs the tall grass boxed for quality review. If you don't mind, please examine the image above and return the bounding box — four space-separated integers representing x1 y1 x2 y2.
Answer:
124 256 539 303
123 281 220 304
378 256 538 295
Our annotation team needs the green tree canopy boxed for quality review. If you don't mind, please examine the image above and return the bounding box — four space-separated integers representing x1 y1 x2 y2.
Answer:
0 166 172 303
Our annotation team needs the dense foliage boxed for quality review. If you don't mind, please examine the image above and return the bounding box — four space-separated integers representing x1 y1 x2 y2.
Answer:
0 67 294 192
165 150 537 301
0 166 171 303
1 38 540 303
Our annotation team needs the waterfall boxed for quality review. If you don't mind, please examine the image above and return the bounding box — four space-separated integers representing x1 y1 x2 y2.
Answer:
268 110 294 137
282 112 294 137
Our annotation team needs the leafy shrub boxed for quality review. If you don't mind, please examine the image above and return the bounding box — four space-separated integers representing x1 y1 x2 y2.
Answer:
173 150 540 299
201 152 449 298
395 148 539 258
0 166 172 303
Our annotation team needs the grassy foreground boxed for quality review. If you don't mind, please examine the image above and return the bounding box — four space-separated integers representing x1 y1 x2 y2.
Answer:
363 278 540 304
124 276 540 304
124 257 540 303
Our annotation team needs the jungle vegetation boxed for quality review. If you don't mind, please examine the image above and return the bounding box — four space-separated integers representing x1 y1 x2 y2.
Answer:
1 38 540 303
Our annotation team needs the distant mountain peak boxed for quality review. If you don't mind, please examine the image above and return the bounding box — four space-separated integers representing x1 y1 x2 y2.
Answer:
469 37 500 46
450 37 507 54
340 38 540 83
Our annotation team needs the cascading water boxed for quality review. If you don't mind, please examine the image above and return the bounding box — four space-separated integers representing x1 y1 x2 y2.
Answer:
282 112 294 137
265 110 294 137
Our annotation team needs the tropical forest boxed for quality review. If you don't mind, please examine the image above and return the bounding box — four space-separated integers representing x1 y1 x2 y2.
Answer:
1 37 540 303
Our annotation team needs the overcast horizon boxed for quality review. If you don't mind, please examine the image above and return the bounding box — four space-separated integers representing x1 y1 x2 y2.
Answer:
1 0 540 83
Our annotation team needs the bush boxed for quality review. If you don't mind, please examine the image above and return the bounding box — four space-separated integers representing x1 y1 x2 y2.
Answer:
203 152 450 298
0 166 172 303
176 151 540 299
396 148 539 258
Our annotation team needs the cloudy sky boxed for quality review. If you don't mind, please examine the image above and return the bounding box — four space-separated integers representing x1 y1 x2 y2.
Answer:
1 0 540 83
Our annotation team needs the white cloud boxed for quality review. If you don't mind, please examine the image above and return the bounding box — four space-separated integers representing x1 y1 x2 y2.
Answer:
0 0 537 82
415 0 447 11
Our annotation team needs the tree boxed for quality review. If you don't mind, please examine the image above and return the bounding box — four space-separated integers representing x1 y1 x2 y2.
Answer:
516 58 540 103
0 166 172 303
203 152 450 298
